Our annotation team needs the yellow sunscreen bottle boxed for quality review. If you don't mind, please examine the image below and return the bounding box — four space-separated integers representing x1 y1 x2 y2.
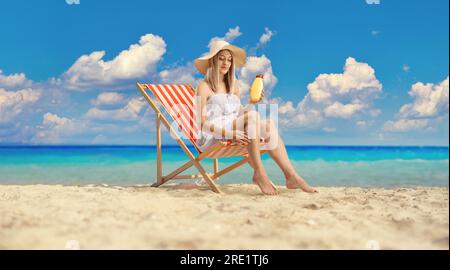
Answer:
250 74 264 103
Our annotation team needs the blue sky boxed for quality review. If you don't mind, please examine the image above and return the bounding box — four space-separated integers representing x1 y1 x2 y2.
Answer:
0 0 448 145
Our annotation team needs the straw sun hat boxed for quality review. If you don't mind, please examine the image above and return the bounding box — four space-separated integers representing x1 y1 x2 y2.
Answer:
194 40 246 75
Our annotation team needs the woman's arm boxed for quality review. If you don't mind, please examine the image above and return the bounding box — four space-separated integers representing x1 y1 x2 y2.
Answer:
235 84 254 116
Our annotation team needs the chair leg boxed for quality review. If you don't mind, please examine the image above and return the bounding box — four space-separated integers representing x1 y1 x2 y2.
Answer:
151 142 226 192
155 113 163 185
151 158 220 193
213 159 219 174
152 159 196 187
191 159 222 193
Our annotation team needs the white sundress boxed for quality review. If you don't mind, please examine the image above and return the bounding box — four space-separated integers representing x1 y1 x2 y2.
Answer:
196 93 243 152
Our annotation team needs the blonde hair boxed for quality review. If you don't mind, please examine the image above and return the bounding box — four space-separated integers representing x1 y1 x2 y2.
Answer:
204 49 236 94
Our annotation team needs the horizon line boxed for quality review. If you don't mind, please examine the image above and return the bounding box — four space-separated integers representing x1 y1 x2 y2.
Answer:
0 144 448 148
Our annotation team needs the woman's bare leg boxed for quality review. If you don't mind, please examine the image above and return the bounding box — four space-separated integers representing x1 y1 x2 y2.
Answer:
232 111 278 195
260 119 318 193
246 158 278 191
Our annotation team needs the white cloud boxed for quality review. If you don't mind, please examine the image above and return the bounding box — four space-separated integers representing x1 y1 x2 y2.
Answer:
136 105 157 132
282 109 324 128
0 71 78 143
0 88 41 124
247 27 276 56
0 122 35 144
276 98 324 128
33 112 138 144
208 26 242 49
277 57 382 128
42 112 71 127
34 113 79 144
323 102 365 119
85 97 147 121
257 27 275 47
91 92 124 106
383 119 429 132
382 76 449 132
159 63 197 85
238 55 278 97
223 26 242 42
33 112 108 144
399 77 449 118
278 100 295 114
307 57 382 104
31 98 154 143
0 69 33 89
62 34 166 90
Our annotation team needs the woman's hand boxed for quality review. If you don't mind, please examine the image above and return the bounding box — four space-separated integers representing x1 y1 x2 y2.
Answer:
225 130 250 145
249 89 265 104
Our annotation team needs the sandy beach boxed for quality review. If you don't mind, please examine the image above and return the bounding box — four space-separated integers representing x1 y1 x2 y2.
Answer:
0 184 448 250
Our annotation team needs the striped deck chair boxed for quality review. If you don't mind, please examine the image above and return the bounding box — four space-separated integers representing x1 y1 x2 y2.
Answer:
136 82 268 193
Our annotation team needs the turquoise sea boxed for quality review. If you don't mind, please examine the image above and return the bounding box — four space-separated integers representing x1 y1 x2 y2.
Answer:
0 145 448 187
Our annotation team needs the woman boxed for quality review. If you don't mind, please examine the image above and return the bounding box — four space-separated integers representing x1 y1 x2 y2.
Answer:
194 40 317 195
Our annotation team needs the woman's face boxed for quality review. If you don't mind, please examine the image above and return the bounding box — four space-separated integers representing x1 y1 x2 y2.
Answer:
217 50 233 76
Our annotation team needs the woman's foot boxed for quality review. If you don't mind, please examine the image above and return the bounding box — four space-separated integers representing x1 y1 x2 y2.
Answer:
252 171 279 195
286 173 318 193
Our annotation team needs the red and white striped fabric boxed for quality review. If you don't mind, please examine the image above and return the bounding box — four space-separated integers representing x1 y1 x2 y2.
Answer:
203 140 269 158
145 84 268 157
145 84 200 150
204 142 249 158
